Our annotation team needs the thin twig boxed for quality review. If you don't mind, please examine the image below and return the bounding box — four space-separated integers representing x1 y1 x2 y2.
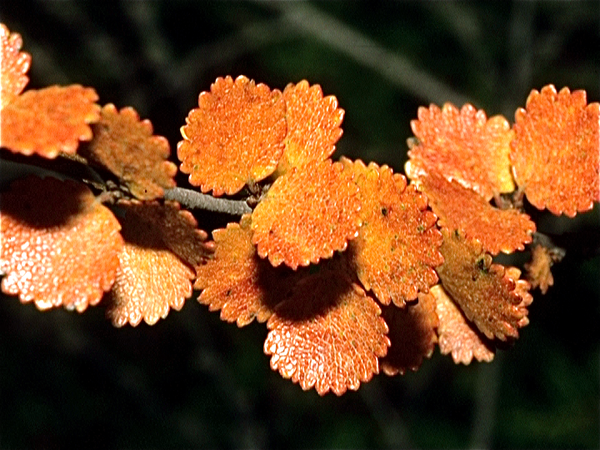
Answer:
164 187 252 216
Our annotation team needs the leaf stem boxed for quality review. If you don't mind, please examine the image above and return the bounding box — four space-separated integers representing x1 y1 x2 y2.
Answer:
164 187 252 216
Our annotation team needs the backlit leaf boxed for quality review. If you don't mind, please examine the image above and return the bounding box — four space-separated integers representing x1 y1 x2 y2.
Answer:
264 259 390 396
252 159 361 269
178 75 286 196
407 103 515 200
0 176 122 312
106 204 194 327
419 172 535 254
431 284 495 364
0 23 31 108
0 85 100 158
511 85 600 217
343 158 443 306
436 230 533 341
195 215 290 327
275 80 344 174
81 104 177 200
380 292 439 376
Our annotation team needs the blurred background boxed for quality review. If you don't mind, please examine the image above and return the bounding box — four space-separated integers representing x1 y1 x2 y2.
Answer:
1 1 599 448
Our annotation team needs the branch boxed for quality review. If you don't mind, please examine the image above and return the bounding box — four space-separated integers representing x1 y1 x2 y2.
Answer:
164 187 252 216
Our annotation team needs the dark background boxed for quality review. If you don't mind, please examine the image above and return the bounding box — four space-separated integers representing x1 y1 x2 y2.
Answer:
1 1 599 448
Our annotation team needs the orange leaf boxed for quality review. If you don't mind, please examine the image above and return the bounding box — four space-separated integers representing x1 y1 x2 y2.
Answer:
115 199 213 268
195 215 291 327
251 159 361 269
106 204 195 327
0 85 100 158
178 75 286 196
525 243 558 294
511 85 600 217
407 103 515 200
431 284 495 364
275 80 344 174
264 260 390 396
419 172 535 254
380 292 439 376
344 158 443 306
81 104 177 200
436 230 532 341
1 23 31 108
0 176 123 312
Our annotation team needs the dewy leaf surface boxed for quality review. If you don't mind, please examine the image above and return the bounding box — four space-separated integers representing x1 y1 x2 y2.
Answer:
106 204 194 327
0 23 31 108
511 85 600 217
82 104 177 200
0 85 100 158
431 284 495 364
276 80 344 174
264 260 390 396
436 230 532 341
380 292 439 376
407 103 515 200
419 172 535 255
195 215 290 327
344 158 443 306
0 176 123 312
178 75 286 196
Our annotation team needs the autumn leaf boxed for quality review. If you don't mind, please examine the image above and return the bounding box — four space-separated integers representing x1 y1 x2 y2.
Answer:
418 172 535 255
0 23 31 108
431 284 495 364
178 75 287 196
79 104 177 200
436 229 533 341
264 258 390 396
406 103 515 200
343 158 443 306
511 85 600 217
195 214 291 327
106 203 195 327
251 159 362 269
380 292 439 376
1 85 100 158
0 176 123 312
275 80 344 175
525 242 564 295
120 200 213 268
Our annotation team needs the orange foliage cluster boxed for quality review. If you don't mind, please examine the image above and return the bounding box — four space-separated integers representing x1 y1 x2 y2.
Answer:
1 23 599 395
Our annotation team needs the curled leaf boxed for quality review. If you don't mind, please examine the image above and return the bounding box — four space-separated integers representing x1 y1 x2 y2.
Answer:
1 23 31 108
178 75 286 196
436 229 533 341
419 172 535 255
264 260 390 396
0 85 100 158
195 215 290 327
276 80 344 174
511 85 600 217
380 292 439 376
431 284 495 364
525 243 561 294
106 203 195 327
0 176 123 312
344 158 443 306
81 104 177 200
407 103 515 200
